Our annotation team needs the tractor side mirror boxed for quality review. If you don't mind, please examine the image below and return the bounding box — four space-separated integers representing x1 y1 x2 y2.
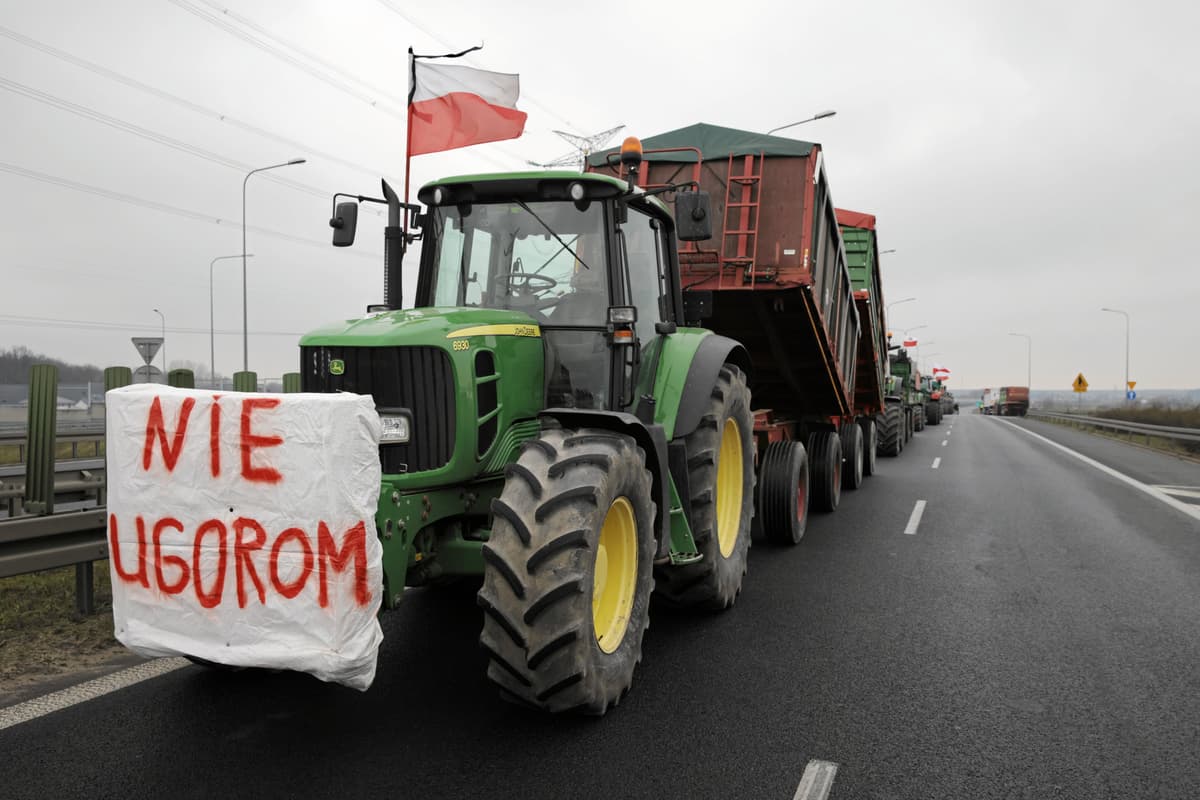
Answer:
675 190 712 242
331 201 359 247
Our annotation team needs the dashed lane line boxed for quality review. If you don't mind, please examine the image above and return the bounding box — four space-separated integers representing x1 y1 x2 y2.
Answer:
997 418 1200 523
904 500 927 535
941 440 948 447
793 760 839 800
932 457 941 469
0 657 189 731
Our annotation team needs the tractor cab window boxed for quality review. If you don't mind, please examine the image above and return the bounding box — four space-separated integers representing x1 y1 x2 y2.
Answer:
619 207 668 346
427 199 612 410
428 201 608 326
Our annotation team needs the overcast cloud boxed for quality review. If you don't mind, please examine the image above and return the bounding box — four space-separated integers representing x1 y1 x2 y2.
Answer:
1 0 1197 391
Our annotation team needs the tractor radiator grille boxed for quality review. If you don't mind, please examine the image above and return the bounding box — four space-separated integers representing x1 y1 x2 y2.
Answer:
300 345 456 473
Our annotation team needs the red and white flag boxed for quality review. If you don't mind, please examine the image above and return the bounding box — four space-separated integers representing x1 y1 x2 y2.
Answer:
903 339 918 348
409 60 527 156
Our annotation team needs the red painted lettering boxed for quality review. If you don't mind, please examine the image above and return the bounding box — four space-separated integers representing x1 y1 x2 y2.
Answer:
269 527 314 599
152 517 189 594
240 398 283 484
209 396 222 477
108 514 149 587
142 396 196 472
317 521 371 608
192 519 229 609
233 517 267 608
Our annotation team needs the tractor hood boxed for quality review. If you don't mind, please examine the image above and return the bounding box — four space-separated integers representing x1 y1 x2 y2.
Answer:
300 307 543 348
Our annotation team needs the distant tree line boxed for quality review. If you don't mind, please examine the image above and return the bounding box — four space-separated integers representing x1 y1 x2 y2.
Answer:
0 346 104 383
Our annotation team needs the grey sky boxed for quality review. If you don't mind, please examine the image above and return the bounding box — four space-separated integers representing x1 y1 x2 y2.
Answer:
1 0 1197 391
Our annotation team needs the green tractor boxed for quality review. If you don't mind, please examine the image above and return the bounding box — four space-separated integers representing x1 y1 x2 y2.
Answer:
303 160 754 713
879 344 923 454
921 374 944 426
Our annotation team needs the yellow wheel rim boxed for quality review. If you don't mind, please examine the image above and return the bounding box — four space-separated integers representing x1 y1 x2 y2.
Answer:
716 418 744 558
593 496 638 654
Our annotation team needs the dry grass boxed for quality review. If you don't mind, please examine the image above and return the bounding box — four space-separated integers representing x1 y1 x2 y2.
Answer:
1091 401 1200 429
0 561 127 693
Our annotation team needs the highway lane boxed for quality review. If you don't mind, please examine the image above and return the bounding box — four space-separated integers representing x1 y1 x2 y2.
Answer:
4 413 1200 799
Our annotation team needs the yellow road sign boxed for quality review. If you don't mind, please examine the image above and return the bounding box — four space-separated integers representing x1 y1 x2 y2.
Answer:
1073 373 1089 392
1127 380 1136 390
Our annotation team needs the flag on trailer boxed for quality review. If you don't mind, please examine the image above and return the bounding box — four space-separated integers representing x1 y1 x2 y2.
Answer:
408 47 527 157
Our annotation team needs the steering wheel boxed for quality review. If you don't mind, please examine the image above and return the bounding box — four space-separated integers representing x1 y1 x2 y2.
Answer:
490 270 559 296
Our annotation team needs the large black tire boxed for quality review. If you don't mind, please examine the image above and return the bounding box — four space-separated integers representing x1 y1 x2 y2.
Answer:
807 429 842 512
859 418 877 476
877 405 903 458
927 402 941 426
478 427 656 714
654 364 754 611
841 422 864 491
756 440 809 545
914 405 925 432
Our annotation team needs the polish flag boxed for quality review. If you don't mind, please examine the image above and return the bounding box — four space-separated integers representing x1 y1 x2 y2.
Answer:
409 61 527 156
903 339 918 348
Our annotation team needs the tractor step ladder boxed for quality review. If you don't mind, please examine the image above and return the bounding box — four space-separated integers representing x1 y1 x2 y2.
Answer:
721 152 764 287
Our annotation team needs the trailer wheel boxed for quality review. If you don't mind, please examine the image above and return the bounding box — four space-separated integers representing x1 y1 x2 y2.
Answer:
756 441 809 545
914 406 925 433
859 418 877 476
877 405 903 458
478 427 655 714
807 430 842 512
654 364 754 611
841 422 865 491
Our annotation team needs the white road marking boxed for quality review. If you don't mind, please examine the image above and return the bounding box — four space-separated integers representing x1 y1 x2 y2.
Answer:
932 457 942 469
904 500 927 535
1154 485 1200 501
941 440 948 447
793 760 839 800
0 657 189 731
946 430 952 436
997 419 1200 523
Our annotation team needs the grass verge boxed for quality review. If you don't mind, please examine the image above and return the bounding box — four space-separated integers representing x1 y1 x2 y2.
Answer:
0 561 128 694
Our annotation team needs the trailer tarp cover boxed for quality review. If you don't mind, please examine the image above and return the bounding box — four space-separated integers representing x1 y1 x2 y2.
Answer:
836 208 876 230
587 122 816 166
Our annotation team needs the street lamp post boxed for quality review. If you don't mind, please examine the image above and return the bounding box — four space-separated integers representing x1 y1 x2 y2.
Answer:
211 253 252 390
767 110 836 136
1009 332 1032 388
880 249 897 255
152 308 165 379
243 158 306 372
1100 308 1130 398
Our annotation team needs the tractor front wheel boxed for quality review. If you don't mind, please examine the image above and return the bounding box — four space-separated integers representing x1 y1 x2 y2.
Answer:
478 427 655 714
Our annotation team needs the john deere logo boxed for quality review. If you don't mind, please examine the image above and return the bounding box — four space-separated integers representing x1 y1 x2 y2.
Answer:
329 359 345 376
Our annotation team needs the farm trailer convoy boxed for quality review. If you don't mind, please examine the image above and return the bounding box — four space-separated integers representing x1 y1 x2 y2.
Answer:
294 124 907 713
981 386 1029 416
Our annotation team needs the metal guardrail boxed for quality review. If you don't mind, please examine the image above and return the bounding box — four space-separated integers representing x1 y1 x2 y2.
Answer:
1028 411 1200 444
0 509 107 613
0 425 105 465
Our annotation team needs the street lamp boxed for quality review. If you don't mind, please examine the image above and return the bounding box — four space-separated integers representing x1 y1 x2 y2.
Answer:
1100 308 1130 398
1009 332 1032 388
767 110 836 136
880 249 897 255
243 158 306 372
886 296 916 315
211 253 252 390
152 308 165 379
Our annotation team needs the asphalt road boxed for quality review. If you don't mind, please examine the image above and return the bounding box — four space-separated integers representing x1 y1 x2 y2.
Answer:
3 413 1200 799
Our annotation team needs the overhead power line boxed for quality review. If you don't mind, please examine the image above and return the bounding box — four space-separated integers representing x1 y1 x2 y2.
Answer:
0 23 386 181
0 75 339 203
0 159 381 259
167 0 522 173
0 313 307 337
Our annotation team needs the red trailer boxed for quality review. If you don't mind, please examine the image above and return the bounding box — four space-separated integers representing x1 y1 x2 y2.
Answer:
589 123 869 540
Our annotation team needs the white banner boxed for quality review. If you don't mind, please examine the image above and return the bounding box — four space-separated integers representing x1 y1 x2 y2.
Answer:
105 385 384 690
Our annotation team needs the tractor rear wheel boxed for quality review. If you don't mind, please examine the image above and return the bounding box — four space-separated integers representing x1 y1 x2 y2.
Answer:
859 418 877 476
478 427 655 714
654 364 754 611
756 441 809 545
807 430 842 512
841 422 864 491
878 404 902 457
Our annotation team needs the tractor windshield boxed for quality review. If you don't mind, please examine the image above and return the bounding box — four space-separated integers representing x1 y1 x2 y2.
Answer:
428 200 609 327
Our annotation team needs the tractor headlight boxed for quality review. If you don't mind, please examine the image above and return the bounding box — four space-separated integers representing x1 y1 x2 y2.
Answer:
379 413 411 444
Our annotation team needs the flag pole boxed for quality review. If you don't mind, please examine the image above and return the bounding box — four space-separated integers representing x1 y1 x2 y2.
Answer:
404 47 416 231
